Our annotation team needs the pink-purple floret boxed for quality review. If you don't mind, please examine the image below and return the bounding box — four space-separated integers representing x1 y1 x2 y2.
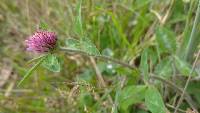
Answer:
25 31 57 53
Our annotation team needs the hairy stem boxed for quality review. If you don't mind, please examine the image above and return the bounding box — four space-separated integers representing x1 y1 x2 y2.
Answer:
60 47 136 69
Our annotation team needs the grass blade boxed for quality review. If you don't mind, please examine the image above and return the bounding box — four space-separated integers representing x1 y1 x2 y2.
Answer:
185 0 200 62
17 55 47 87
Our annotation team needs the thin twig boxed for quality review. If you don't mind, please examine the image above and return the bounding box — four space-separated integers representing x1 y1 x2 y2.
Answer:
161 0 175 25
166 104 186 113
90 57 113 104
174 50 200 113
149 74 182 93
0 89 33 93
150 0 175 25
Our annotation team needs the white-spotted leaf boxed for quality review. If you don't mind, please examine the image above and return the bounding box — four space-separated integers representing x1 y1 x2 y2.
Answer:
145 86 166 113
65 38 80 50
154 57 173 78
156 27 176 53
42 54 61 72
174 56 197 76
80 37 100 56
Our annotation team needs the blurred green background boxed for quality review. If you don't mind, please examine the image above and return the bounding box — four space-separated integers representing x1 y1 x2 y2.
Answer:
0 0 200 113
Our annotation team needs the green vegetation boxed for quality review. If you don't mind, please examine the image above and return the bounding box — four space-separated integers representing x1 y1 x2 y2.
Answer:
0 0 200 113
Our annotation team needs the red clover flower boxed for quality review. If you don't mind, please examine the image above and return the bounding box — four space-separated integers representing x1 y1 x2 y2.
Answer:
25 31 57 53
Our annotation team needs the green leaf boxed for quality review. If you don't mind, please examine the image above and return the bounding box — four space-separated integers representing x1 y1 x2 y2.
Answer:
17 55 47 87
154 57 173 78
145 86 166 113
174 56 197 76
79 92 94 107
140 49 149 82
156 27 177 53
116 68 140 85
65 38 80 50
42 54 61 72
119 85 147 112
80 37 101 56
64 37 100 56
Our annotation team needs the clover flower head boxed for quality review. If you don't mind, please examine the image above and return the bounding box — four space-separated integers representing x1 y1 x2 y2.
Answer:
25 31 57 53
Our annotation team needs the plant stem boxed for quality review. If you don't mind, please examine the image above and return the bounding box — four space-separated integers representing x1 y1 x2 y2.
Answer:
60 47 136 69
